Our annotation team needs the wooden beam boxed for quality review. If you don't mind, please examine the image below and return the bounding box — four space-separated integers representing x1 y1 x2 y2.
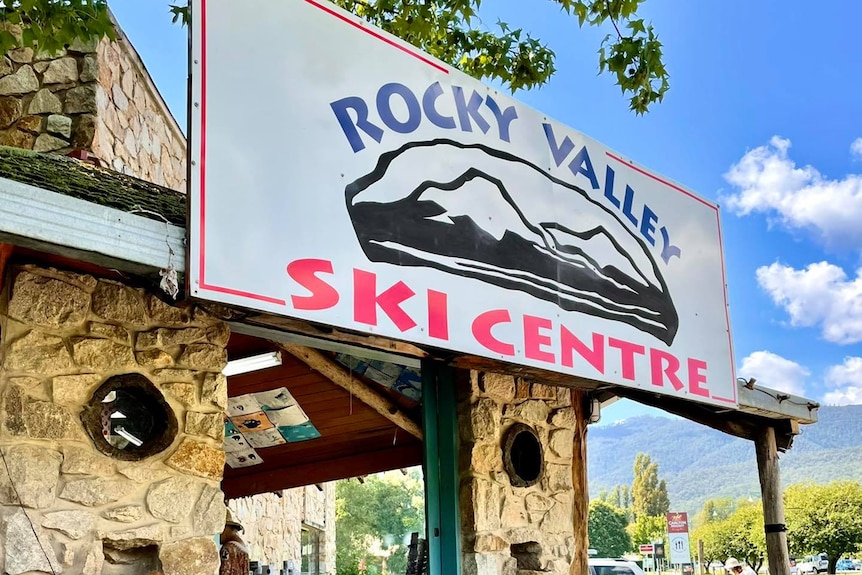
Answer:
222 442 422 498
755 427 791 575
246 314 429 359
0 243 13 285
570 389 589 575
280 344 424 441
611 387 798 450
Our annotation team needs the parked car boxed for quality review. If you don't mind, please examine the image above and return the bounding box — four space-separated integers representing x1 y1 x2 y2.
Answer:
853 560 862 571
589 558 647 575
837 559 854 571
798 554 829 574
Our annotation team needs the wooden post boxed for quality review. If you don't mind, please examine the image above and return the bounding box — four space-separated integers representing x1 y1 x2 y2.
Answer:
0 243 13 285
698 539 705 575
570 389 589 575
754 426 790 575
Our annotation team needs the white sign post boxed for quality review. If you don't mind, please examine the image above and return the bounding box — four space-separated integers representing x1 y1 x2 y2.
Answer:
189 0 737 407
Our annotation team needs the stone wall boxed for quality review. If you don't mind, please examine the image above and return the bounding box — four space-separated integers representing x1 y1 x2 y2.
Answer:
0 264 229 575
229 482 337 574
459 372 576 575
92 28 187 191
0 20 187 191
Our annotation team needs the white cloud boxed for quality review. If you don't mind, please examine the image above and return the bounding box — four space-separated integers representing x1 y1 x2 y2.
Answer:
738 350 809 396
723 136 862 248
852 138 862 160
756 262 862 344
822 356 862 405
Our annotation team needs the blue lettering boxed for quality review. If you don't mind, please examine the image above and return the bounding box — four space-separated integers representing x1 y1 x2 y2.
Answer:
568 147 599 190
603 165 621 208
485 95 518 142
453 87 490 134
376 83 421 134
622 185 638 227
543 123 575 167
422 82 456 130
330 96 384 153
640 204 658 246
660 227 682 263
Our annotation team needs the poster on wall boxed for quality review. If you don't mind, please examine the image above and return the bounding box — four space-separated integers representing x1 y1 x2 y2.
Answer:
189 0 736 408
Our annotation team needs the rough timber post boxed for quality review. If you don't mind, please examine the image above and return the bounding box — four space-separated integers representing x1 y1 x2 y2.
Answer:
570 389 589 575
754 426 790 575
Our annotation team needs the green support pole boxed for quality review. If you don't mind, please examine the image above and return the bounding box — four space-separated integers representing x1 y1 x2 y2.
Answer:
421 361 442 575
422 360 462 575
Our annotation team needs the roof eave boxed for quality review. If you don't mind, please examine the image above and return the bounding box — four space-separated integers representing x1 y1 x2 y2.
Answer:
0 175 185 279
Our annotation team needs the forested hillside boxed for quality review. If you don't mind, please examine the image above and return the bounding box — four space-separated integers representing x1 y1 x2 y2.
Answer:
587 405 862 514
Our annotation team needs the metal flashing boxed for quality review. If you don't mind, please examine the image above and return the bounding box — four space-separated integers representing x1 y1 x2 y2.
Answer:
0 176 185 276
738 382 819 425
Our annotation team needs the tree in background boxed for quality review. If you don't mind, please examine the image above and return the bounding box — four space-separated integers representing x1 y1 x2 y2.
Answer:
336 469 425 575
691 498 736 529
692 501 765 573
631 453 670 519
627 513 666 550
785 481 862 575
599 484 633 521
589 500 632 557
0 1 669 114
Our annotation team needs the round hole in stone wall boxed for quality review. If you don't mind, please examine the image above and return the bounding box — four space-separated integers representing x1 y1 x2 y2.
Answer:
81 374 178 461
502 423 544 488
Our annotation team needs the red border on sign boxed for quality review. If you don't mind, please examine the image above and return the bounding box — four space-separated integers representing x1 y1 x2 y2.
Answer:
196 0 738 406
605 153 737 405
196 0 286 305
196 0 448 307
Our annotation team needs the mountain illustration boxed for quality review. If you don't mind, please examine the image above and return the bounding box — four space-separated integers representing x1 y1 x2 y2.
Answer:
345 139 678 345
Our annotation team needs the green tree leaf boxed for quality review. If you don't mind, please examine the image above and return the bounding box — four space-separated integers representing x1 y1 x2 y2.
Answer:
589 500 633 557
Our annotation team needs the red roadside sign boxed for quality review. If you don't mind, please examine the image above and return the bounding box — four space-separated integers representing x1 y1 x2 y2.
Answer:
640 544 655 554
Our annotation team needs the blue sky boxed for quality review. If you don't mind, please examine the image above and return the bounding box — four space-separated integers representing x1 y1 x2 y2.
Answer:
108 1 862 422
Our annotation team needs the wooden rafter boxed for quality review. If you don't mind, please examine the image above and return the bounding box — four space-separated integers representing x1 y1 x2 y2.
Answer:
280 343 424 441
0 243 13 285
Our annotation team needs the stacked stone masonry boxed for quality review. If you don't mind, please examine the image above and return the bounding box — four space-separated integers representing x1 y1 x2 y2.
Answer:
0 265 229 575
460 372 576 575
229 482 337 574
0 22 187 191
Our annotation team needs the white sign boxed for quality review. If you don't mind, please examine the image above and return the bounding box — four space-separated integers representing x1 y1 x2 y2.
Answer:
189 0 737 407
640 544 655 554
667 512 692 565
669 535 691 565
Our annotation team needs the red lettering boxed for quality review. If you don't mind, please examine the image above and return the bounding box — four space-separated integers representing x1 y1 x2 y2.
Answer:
608 337 645 381
427 289 449 341
560 327 604 373
650 348 684 391
472 309 515 356
688 358 709 397
524 315 555 364
286 259 339 311
353 269 417 332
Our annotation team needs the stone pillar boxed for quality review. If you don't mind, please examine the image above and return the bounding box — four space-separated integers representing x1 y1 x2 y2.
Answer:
228 481 337 574
459 372 576 575
0 264 229 575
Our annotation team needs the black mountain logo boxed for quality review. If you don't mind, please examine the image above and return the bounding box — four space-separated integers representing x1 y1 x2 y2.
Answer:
345 139 678 345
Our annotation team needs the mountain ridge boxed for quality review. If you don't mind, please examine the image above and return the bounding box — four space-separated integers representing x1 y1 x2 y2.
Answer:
587 404 862 515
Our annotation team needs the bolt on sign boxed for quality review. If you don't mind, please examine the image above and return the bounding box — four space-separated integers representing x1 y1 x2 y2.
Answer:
189 0 737 407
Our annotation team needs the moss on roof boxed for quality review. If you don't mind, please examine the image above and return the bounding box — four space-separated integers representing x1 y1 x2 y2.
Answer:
0 146 186 226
